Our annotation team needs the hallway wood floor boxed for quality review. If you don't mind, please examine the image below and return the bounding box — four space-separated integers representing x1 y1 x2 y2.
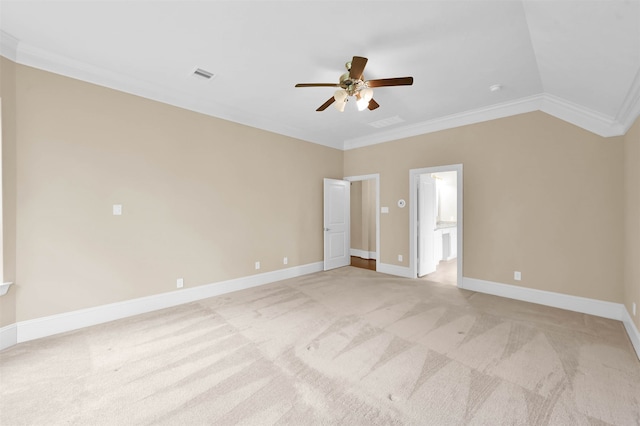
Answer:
350 256 376 271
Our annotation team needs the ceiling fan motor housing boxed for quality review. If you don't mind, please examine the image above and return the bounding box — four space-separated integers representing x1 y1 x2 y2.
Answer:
339 72 366 96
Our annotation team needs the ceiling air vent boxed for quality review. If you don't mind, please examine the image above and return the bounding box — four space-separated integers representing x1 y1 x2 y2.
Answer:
192 68 215 80
368 116 405 128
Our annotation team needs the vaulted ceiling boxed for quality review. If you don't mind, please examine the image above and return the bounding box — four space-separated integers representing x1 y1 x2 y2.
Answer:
1 1 639 150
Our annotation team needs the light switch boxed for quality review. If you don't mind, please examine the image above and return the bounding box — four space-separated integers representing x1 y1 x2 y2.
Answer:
113 204 123 215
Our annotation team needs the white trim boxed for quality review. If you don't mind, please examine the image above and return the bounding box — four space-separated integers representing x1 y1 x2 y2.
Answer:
539 93 624 137
344 95 542 150
616 66 640 133
0 323 17 351
3 32 633 151
0 282 12 296
343 92 633 150
409 164 463 287
622 308 640 361
377 262 413 279
350 249 377 260
344 174 380 268
461 276 640 360
6 37 343 151
0 31 18 62
13 262 322 345
461 277 624 320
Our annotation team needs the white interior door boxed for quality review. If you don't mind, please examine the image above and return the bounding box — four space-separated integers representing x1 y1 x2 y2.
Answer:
418 174 437 277
324 178 350 271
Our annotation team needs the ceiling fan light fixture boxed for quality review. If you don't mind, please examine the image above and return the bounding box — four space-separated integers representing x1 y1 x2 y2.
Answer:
334 89 347 102
333 90 348 112
334 100 347 112
355 87 375 111
361 88 374 102
355 87 374 111
356 95 369 111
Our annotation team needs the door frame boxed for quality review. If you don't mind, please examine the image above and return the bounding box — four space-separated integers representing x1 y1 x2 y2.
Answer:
409 164 463 286
344 173 380 272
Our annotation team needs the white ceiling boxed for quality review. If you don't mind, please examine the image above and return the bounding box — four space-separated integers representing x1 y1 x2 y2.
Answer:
1 1 639 150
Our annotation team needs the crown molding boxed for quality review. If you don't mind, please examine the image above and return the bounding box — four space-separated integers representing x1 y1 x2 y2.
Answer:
0 30 18 61
13 39 242 124
3 35 342 150
3 30 635 151
344 92 631 150
539 93 624 137
343 95 543 150
616 66 640 133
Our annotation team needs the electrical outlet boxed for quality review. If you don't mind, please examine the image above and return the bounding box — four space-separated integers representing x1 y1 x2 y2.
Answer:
398 254 403 262
176 278 184 288
255 261 260 270
514 271 522 281
112 204 123 215
283 257 288 265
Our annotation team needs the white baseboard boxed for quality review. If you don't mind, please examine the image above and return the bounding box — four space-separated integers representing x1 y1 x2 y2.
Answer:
377 262 413 279
461 277 624 320
13 262 323 346
7 266 638 361
0 282 14 296
0 324 17 351
622 308 640 361
462 277 640 361
350 249 377 260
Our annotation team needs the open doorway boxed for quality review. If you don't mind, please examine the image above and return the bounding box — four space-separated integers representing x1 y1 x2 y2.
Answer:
410 165 463 287
345 174 380 272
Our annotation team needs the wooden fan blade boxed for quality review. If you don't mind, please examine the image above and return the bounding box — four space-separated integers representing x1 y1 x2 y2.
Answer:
295 83 341 88
368 99 380 110
316 97 335 111
366 77 414 87
349 56 368 80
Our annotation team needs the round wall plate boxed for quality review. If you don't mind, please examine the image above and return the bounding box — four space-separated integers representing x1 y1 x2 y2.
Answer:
397 199 406 208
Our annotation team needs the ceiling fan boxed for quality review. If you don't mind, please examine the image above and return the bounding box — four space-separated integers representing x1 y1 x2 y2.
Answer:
295 56 414 112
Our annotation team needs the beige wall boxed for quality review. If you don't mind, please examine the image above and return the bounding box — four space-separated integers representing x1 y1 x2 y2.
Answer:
345 112 624 303
624 116 640 329
350 181 363 251
350 179 376 256
0 57 17 328
13 63 342 321
363 179 376 254
2 56 636 329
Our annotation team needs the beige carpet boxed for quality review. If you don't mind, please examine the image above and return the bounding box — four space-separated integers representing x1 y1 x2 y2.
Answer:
1 267 639 425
